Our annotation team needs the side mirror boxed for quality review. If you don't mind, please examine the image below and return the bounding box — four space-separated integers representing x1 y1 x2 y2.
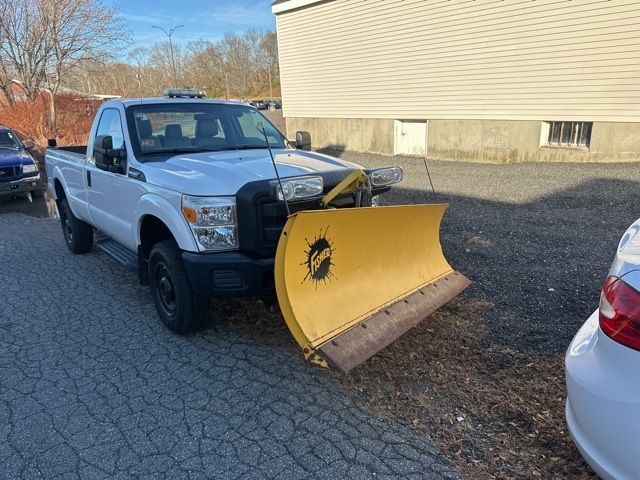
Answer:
47 138 57 148
94 134 126 173
23 140 34 149
295 131 311 151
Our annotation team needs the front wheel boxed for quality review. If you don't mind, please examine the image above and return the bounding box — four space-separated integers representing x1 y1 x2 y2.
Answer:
59 198 93 254
148 240 210 333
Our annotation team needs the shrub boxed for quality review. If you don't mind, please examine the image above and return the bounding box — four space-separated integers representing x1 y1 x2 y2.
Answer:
0 93 98 148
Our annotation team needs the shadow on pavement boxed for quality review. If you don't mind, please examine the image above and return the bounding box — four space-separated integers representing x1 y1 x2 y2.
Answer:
388 176 640 354
0 192 52 218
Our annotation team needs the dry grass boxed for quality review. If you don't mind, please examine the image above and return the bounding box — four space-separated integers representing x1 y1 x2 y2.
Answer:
215 296 594 478
334 299 596 479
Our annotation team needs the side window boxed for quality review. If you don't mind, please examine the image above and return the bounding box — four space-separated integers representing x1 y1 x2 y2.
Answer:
94 109 124 150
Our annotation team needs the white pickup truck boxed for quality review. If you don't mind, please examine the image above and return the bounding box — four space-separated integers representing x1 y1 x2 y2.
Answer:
45 90 402 333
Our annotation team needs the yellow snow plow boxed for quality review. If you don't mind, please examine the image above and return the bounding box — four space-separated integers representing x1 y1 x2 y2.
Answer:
274 170 470 372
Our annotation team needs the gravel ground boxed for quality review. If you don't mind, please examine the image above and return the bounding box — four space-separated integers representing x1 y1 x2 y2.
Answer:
0 211 457 480
335 151 640 354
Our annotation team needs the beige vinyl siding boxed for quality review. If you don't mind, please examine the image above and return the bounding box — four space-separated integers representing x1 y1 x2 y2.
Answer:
276 0 640 122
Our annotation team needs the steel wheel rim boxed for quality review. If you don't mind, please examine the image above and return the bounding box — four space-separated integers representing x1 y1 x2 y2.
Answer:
61 206 73 244
154 263 177 317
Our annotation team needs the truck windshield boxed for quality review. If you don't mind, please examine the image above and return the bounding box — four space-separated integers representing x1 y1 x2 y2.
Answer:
0 131 21 150
126 103 287 158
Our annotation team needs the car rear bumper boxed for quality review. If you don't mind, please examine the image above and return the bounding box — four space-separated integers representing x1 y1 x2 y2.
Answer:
0 174 41 195
565 309 640 480
182 250 275 298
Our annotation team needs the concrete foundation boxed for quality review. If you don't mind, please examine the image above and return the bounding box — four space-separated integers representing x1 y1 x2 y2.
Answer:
286 117 395 155
285 117 640 162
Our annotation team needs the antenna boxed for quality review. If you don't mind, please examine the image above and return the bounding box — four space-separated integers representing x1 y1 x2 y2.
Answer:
260 122 291 216
423 119 438 203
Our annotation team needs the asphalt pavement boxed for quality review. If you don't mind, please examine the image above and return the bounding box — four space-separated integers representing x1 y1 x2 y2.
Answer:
0 203 457 479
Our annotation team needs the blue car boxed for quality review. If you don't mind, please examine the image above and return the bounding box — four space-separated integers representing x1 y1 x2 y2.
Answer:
0 126 42 198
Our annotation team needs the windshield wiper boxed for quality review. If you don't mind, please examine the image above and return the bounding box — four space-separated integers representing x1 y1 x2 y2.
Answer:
142 146 223 155
233 144 272 150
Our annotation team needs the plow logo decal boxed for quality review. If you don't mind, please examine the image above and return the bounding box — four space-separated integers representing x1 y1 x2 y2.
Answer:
302 227 336 285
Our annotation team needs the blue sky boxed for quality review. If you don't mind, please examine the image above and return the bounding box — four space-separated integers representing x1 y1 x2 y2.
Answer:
105 0 276 49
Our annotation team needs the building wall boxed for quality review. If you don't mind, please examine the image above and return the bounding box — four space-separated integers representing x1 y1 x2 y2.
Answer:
286 117 395 154
286 117 640 162
276 0 640 122
428 120 640 162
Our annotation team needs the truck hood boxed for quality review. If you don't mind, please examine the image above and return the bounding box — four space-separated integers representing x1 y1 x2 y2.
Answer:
141 149 363 196
0 149 33 167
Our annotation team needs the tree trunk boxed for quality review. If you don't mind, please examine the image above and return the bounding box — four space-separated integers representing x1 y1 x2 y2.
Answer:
0 85 15 107
44 89 57 135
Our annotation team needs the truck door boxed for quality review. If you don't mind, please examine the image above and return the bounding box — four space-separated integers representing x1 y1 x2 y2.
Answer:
85 108 139 250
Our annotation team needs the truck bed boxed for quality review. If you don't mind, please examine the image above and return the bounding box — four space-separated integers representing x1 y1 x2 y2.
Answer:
45 145 87 166
50 145 87 156
45 146 88 196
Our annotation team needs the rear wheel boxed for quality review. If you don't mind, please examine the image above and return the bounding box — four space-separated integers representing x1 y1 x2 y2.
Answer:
59 198 93 254
148 240 210 333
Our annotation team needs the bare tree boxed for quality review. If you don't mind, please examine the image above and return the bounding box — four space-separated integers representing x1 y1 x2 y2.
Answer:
0 0 49 102
0 0 129 131
127 47 151 96
149 41 186 88
187 40 228 97
0 7 279 108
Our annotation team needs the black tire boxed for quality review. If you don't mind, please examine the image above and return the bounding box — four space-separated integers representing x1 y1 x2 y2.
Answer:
59 198 93 254
148 239 210 333
31 188 44 198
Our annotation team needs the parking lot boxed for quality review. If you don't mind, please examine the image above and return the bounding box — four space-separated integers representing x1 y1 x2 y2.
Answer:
0 206 458 479
2 157 639 479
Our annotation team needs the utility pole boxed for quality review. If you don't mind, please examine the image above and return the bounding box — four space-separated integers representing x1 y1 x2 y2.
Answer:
268 64 274 111
152 25 183 87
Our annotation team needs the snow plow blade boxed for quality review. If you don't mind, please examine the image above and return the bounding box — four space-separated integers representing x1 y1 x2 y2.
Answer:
274 204 470 373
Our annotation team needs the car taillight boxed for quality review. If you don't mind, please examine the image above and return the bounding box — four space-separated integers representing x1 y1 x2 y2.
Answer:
599 276 640 351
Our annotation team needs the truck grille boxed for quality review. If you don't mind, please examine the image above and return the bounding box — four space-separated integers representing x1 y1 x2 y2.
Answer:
0 166 18 180
236 170 388 258
258 197 323 249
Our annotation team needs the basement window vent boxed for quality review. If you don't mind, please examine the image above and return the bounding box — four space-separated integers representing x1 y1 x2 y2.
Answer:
541 121 592 149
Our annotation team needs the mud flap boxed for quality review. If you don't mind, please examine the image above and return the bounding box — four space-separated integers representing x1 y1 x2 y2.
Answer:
274 204 470 372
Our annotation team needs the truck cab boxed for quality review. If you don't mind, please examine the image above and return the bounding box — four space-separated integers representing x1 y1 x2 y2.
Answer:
0 127 42 198
45 90 401 334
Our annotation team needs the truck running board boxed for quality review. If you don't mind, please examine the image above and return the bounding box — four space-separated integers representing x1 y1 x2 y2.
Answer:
96 238 138 272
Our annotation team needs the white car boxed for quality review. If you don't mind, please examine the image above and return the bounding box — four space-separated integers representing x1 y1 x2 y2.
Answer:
566 218 640 479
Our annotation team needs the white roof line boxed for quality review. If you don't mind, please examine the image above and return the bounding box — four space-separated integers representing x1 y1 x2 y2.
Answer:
272 0 327 14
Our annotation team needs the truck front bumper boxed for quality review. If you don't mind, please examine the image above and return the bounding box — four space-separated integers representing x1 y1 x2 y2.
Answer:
0 174 41 195
182 251 275 298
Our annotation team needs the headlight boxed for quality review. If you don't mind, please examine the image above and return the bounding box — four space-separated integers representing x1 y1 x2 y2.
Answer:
271 176 323 201
181 196 238 251
22 163 38 173
369 166 403 186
